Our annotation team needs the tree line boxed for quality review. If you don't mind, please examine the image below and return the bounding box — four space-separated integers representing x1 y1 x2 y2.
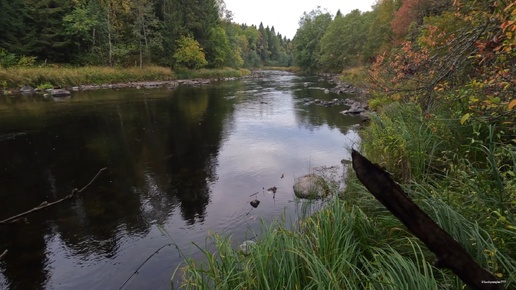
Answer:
0 0 293 68
293 0 515 129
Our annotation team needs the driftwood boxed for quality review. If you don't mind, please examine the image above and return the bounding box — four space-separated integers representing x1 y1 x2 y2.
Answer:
0 167 107 224
351 150 502 290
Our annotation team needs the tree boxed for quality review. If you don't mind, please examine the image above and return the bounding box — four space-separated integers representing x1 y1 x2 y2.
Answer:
364 0 399 59
62 0 103 62
319 9 372 71
267 26 282 64
173 35 208 69
0 0 26 54
21 0 75 62
131 0 163 67
391 0 452 41
293 8 332 72
160 0 221 67
257 22 270 63
205 26 230 67
220 21 244 68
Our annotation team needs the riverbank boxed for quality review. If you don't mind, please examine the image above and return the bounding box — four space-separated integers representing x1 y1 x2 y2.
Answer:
0 66 251 95
174 82 515 288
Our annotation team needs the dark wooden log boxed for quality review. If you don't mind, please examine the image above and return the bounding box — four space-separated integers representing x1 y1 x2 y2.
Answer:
351 150 502 290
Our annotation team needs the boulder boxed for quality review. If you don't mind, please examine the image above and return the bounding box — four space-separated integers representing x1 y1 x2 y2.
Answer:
50 89 71 97
293 173 329 199
250 199 260 208
340 101 368 115
20 86 34 94
239 240 256 256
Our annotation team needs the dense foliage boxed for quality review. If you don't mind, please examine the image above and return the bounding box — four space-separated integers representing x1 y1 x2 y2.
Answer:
0 0 293 68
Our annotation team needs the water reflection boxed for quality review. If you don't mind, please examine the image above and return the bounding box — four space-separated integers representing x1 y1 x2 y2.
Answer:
0 72 360 289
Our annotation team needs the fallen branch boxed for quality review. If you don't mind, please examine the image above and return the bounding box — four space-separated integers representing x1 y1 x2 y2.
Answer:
0 167 107 224
351 150 502 290
0 249 7 259
118 243 173 290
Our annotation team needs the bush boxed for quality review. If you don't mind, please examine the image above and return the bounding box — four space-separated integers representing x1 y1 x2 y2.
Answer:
173 36 208 69
0 49 18 68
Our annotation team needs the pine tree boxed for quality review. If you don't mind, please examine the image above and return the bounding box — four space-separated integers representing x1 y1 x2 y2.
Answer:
0 0 26 53
22 0 74 62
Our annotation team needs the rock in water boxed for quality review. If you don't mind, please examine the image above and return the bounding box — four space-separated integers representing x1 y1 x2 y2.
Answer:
50 89 71 97
239 240 256 256
250 199 260 208
293 174 329 199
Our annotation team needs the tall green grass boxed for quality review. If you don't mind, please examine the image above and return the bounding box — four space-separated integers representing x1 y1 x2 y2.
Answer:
0 65 176 89
0 66 251 90
361 102 446 182
173 98 515 289
355 100 515 285
174 199 453 290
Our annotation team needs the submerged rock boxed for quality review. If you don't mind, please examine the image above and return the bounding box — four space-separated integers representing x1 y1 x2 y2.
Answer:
293 174 329 199
239 240 256 256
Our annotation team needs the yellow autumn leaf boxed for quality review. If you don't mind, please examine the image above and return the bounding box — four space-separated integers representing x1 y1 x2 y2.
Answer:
460 113 471 125
509 99 516 110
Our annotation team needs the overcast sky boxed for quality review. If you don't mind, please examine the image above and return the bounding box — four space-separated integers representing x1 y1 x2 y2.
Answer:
224 0 377 39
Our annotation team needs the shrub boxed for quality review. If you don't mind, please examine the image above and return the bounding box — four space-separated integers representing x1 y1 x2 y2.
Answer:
173 36 208 69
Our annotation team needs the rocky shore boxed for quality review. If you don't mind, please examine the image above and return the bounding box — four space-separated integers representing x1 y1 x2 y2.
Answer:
11 72 371 122
13 77 241 97
301 73 371 121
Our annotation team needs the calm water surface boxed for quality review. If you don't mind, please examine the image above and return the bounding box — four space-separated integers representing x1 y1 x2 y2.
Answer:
0 71 361 289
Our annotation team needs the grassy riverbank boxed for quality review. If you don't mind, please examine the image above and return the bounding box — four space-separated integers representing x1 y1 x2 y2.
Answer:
0 66 251 92
172 98 515 288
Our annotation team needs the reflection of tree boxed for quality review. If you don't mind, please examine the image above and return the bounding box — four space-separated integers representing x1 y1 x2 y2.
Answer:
0 224 50 289
0 84 236 288
165 87 232 224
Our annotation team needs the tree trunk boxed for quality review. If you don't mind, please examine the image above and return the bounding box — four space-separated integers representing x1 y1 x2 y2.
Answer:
107 4 113 67
351 149 503 290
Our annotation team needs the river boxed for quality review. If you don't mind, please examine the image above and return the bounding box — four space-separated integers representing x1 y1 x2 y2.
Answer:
0 71 361 289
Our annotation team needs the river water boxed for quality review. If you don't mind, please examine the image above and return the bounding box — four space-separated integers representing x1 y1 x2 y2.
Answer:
0 71 361 289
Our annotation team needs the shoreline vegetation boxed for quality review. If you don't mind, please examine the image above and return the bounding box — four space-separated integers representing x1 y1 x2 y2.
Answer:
169 67 514 289
0 66 255 94
172 99 515 289
0 66 306 95
2 64 513 289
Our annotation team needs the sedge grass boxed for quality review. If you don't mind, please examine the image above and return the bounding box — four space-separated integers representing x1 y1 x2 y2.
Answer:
173 97 515 289
0 65 175 89
0 66 251 90
172 198 463 290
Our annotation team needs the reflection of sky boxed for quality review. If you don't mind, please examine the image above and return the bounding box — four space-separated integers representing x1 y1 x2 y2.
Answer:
205 86 359 237
1 74 361 290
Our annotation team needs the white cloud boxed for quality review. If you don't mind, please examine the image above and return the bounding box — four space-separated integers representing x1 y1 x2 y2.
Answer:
224 0 376 39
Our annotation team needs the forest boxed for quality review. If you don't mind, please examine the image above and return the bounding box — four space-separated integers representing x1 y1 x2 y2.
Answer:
0 0 293 69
